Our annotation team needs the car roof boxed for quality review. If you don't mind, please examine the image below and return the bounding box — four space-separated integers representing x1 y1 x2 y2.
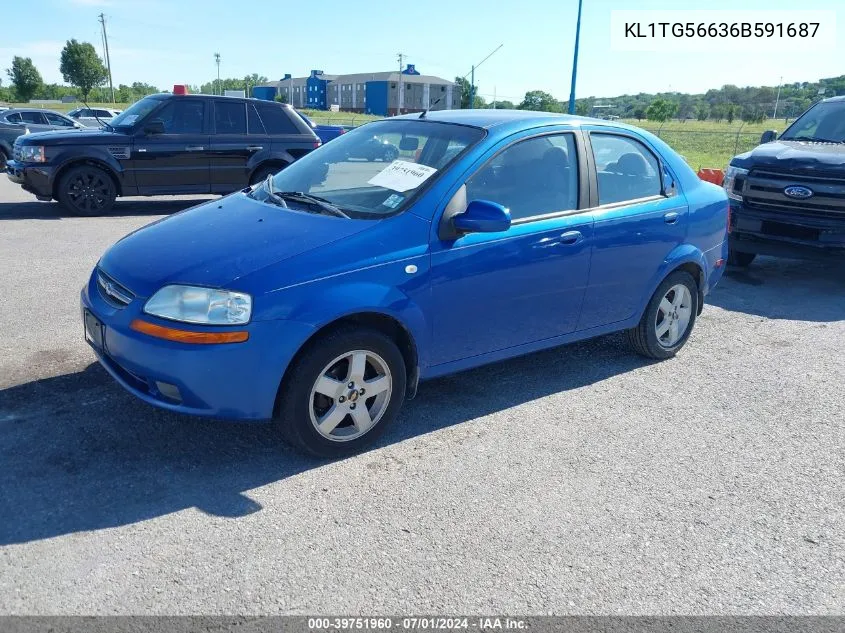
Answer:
3 108 67 116
822 95 845 103
392 108 641 132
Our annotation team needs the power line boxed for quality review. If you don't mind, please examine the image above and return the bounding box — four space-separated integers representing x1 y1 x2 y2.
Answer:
98 13 115 103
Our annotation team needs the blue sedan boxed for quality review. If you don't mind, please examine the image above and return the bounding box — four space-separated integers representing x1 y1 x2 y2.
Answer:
81 110 729 457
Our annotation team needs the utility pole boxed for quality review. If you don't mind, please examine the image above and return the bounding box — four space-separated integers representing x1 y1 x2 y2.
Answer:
568 0 583 114
465 44 503 110
214 52 221 96
397 52 404 115
98 13 114 103
773 75 783 119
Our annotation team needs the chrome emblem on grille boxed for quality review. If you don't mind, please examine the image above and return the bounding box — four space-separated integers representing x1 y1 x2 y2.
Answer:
784 185 813 199
97 272 132 305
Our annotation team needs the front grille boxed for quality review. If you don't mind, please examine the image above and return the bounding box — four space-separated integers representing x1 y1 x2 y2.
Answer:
743 169 845 219
12 144 22 162
97 269 134 307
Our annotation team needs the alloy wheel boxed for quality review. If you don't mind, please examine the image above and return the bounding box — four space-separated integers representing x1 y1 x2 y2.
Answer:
67 170 112 213
308 349 393 442
655 284 693 348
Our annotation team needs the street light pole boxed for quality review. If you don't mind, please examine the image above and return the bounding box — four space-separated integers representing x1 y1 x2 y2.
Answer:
568 0 584 115
214 52 221 96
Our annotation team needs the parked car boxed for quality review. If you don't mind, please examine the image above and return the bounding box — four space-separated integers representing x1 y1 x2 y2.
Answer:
295 111 348 144
67 107 122 127
6 93 320 215
345 133 400 162
0 108 83 168
724 95 845 266
81 110 728 457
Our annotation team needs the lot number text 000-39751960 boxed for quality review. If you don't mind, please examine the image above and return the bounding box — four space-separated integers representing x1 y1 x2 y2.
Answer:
610 10 836 53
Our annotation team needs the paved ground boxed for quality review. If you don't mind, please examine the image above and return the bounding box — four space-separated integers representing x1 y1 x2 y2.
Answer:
0 178 843 615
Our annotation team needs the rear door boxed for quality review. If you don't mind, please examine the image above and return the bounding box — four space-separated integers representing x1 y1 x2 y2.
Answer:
209 100 267 193
132 98 211 195
18 111 53 133
577 129 688 330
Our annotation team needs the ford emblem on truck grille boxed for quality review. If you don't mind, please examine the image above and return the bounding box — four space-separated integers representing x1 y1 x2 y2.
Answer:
783 185 813 199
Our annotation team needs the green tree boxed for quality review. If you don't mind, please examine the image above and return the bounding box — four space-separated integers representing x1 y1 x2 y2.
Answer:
518 90 561 112
633 106 646 120
696 104 709 121
488 100 514 109
726 104 737 124
60 39 108 101
454 76 472 109
645 98 677 122
5 56 43 102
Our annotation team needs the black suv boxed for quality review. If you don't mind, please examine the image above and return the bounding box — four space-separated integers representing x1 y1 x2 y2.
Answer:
724 96 845 266
6 93 320 215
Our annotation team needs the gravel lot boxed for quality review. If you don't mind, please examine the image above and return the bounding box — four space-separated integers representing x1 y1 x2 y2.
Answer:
0 177 843 615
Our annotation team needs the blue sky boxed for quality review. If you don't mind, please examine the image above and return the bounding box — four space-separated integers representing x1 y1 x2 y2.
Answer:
1 0 842 102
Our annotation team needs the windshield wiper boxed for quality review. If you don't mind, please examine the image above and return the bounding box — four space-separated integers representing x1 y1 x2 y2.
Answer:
785 135 844 144
275 191 350 218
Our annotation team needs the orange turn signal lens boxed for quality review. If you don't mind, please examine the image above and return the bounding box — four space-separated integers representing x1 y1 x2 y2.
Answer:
130 319 249 344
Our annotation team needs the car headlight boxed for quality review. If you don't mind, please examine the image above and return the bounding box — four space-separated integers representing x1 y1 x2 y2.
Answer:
723 165 748 201
19 145 45 162
144 285 252 325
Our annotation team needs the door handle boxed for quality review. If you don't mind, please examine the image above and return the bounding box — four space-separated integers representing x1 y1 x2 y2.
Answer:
663 211 680 224
185 145 205 151
559 230 583 245
246 145 264 152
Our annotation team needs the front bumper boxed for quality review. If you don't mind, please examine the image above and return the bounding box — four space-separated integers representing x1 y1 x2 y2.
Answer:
5 159 55 198
729 201 845 260
81 271 316 421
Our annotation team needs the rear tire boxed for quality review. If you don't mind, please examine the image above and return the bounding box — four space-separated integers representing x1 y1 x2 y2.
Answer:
249 164 284 185
0 147 8 170
626 270 699 360
728 248 756 267
56 165 116 216
275 326 407 458
383 146 399 162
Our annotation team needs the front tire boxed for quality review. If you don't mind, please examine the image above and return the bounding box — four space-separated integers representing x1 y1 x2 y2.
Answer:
728 248 756 267
383 146 399 162
276 326 407 458
56 165 116 216
626 271 699 360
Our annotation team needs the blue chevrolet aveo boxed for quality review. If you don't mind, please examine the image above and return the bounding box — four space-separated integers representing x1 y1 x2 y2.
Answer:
81 110 729 457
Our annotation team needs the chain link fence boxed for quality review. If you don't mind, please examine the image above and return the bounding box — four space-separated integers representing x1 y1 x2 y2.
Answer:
635 122 765 169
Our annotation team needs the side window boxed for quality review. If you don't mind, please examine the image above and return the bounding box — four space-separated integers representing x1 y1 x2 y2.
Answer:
44 112 74 127
590 133 661 205
94 109 111 118
247 103 266 134
20 111 47 125
149 100 205 134
256 104 298 134
5 113 22 123
214 101 247 135
465 134 579 221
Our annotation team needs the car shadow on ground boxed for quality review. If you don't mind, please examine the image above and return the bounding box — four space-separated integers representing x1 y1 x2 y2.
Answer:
0 333 647 545
708 256 845 322
0 197 218 220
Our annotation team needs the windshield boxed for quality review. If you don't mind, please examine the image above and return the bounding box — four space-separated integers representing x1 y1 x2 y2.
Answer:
781 100 845 142
259 120 484 219
109 96 165 128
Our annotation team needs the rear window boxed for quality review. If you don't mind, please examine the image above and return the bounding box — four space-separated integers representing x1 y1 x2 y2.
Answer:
256 104 298 134
247 103 266 134
214 101 247 134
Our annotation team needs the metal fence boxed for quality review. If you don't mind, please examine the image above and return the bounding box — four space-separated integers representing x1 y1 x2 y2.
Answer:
635 122 766 169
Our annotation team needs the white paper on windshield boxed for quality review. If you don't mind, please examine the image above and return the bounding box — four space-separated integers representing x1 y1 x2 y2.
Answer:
367 160 437 193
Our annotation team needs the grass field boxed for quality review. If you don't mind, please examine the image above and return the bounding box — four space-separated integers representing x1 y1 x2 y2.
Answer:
6 100 786 169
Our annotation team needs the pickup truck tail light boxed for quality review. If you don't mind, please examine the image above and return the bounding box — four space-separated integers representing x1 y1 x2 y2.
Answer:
313 141 321 148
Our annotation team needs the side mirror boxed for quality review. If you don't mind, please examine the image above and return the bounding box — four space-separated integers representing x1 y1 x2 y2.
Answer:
453 200 511 234
760 130 778 144
399 136 419 151
144 120 165 135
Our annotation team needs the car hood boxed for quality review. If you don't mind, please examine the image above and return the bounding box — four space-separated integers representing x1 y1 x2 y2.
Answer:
98 192 375 298
18 128 128 145
732 140 845 172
